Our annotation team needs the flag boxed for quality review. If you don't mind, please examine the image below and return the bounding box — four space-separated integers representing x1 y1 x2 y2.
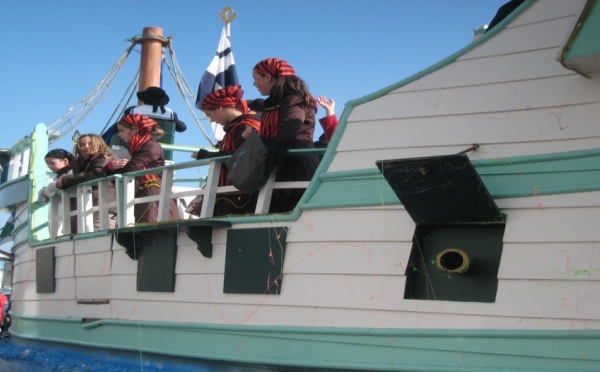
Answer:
196 26 239 110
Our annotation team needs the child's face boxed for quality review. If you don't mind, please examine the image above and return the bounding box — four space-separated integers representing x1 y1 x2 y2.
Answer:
45 157 69 173
78 136 94 157
203 108 226 126
117 125 137 143
252 70 275 96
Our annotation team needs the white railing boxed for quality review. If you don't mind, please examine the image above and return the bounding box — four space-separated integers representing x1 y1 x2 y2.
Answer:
49 176 122 235
6 145 30 181
46 150 320 237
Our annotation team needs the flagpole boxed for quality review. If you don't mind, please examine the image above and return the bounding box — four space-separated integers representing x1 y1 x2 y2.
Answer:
196 6 239 144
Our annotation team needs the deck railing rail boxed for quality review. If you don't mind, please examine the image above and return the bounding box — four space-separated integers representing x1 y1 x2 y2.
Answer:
46 149 323 238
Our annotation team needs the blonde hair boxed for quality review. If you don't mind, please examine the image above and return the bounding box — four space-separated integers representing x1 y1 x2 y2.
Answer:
74 134 113 159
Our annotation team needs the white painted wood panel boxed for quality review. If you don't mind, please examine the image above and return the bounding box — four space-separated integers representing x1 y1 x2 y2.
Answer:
351 74 600 122
13 245 35 266
75 251 112 277
402 48 571 92
343 102 600 151
178 235 411 276
101 275 600 324
465 12 576 59
14 299 79 317
507 0 584 29
74 235 112 254
330 136 600 172
109 249 138 276
105 273 160 300
11 260 35 284
13 299 110 319
74 303 111 319
495 279 600 320
7 279 35 303
176 239 227 275
282 241 411 276
52 277 76 299
76 276 111 300
498 242 600 280
503 206 600 243
105 298 600 330
289 209 415 243
55 255 74 279
496 191 600 210
53 241 74 257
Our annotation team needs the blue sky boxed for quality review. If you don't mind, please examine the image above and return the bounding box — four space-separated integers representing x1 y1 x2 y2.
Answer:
1 0 507 153
0 0 508 230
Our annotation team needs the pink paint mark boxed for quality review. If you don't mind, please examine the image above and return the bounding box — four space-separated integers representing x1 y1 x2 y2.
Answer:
560 297 568 308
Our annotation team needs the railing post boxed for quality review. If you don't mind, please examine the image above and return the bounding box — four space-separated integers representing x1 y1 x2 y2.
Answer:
49 194 61 236
21 147 30 176
157 168 174 222
113 175 123 228
61 190 72 234
200 160 221 218
97 180 110 230
78 184 94 233
122 175 137 227
7 153 22 180
255 172 276 214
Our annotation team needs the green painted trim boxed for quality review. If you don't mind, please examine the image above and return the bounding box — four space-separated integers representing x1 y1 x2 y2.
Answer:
30 234 74 248
343 0 534 111
10 312 600 370
563 0 600 61
304 148 600 210
21 0 537 234
7 134 33 155
292 0 536 217
472 147 600 168
28 123 50 242
27 145 600 243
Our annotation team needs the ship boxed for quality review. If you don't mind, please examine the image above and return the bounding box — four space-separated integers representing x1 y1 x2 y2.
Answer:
1 0 599 370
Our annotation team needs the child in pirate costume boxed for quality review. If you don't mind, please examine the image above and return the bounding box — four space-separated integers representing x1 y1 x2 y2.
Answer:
102 87 186 160
38 148 74 204
57 134 117 231
252 58 320 213
188 85 262 217
106 114 179 223
314 96 338 148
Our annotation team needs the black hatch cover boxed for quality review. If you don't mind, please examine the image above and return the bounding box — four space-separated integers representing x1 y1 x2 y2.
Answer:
376 154 503 224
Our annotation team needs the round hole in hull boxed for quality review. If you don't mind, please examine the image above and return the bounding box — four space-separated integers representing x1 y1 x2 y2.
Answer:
435 248 470 274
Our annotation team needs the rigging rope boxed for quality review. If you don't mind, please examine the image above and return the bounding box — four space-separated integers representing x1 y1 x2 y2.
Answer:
48 42 137 144
99 69 140 135
163 45 215 146
46 35 217 147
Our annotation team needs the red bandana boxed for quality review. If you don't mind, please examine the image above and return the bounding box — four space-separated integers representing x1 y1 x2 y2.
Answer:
201 85 248 113
119 114 158 154
254 58 295 78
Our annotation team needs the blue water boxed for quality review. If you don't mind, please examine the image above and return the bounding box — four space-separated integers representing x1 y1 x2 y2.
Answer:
0 337 307 372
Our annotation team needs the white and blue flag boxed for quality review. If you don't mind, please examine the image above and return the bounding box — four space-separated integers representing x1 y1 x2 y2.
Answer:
196 26 239 108
196 26 239 140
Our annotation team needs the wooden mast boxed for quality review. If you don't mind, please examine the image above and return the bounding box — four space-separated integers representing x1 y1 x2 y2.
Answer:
130 27 175 159
133 27 170 104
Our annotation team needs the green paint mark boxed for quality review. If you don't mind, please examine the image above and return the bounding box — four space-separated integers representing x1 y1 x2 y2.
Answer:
573 269 590 277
